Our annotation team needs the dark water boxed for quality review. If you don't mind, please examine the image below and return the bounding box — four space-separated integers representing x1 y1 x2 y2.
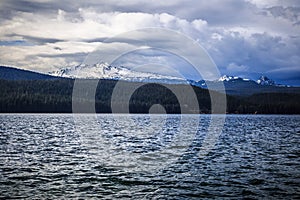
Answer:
0 114 299 199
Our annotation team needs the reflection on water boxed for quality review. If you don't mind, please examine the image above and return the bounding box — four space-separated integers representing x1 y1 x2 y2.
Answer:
0 114 299 198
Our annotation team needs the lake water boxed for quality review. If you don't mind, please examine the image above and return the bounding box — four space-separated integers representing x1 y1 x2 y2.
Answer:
0 114 299 199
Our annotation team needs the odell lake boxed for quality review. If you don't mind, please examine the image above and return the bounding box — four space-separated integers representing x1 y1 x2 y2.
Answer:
0 114 299 199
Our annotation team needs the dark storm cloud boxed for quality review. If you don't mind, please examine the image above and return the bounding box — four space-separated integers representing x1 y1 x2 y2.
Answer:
266 6 300 24
1 0 299 22
34 52 87 58
83 37 109 43
0 0 56 19
203 28 300 84
6 34 65 45
0 40 30 46
0 0 261 23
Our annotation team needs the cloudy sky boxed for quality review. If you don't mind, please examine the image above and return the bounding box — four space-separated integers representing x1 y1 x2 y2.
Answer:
0 0 299 85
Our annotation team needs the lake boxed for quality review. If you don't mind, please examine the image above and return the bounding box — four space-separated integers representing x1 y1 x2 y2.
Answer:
0 114 299 199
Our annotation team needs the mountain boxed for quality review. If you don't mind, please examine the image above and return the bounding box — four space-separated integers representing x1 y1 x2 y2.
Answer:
50 62 187 84
52 64 297 95
1 65 299 96
0 66 61 80
189 75 298 96
49 64 289 91
218 75 250 82
257 75 277 86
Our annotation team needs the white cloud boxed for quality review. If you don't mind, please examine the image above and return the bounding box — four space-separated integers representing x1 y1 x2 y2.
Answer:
0 0 299 84
0 10 211 71
246 0 299 8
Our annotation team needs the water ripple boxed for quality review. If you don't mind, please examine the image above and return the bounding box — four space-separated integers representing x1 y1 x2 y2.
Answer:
0 114 299 199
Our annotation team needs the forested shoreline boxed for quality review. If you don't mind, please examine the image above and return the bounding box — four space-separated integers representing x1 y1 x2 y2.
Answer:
0 79 299 114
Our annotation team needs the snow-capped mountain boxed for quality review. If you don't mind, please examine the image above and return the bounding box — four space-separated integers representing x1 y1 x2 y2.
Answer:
51 63 280 87
187 74 290 95
256 76 275 86
0 65 295 97
217 75 282 86
50 62 187 84
49 63 292 95
189 75 253 88
218 75 250 82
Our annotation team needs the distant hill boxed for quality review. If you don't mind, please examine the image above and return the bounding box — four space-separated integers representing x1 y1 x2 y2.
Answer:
1 65 299 97
190 75 300 96
0 66 63 80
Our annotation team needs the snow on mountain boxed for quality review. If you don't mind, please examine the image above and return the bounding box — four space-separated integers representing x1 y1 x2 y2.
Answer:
50 62 187 84
256 76 276 86
187 79 207 88
218 75 239 81
218 75 250 82
50 64 288 89
217 75 281 86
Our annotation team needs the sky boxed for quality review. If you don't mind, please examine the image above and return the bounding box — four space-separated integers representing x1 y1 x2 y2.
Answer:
0 0 299 85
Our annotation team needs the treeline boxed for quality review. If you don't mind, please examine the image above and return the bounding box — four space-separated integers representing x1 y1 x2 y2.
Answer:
0 79 299 114
235 93 300 114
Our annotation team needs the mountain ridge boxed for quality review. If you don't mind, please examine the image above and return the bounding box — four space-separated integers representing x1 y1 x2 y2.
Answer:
50 64 286 87
0 65 62 80
1 65 299 96
49 62 187 84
